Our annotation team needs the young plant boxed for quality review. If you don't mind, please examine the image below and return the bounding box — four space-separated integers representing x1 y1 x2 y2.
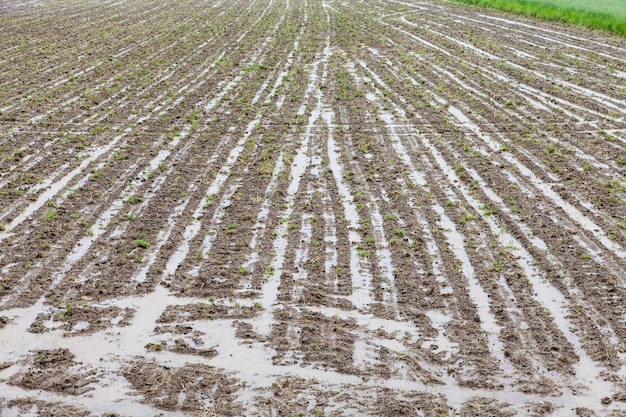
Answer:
134 239 150 249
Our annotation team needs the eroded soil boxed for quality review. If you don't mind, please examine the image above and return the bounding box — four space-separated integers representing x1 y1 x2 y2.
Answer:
1 0 626 415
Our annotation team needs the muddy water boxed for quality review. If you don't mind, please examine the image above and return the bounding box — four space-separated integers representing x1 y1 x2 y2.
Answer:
2 0 626 415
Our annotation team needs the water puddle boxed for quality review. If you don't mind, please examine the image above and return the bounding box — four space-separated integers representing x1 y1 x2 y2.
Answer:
433 205 514 376
0 128 131 240
326 112 372 309
446 104 626 260
254 41 332 333
238 152 285 283
421 130 617 407
186 182 240 278
423 310 458 360
45 130 187 288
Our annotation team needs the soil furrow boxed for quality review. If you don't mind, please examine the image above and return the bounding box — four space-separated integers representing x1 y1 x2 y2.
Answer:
2 0 626 415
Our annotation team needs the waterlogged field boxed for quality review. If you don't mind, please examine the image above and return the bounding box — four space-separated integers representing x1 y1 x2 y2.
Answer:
0 0 626 415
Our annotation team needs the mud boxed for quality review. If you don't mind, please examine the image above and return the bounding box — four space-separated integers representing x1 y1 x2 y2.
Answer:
1 0 626 415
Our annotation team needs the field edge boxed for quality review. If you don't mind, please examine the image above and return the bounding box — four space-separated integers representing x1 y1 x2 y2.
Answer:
446 0 626 37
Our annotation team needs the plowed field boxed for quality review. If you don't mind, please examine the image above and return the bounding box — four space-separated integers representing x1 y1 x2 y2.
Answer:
1 0 626 415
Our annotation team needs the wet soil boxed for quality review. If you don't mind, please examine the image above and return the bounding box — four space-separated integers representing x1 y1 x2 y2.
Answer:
1 0 626 415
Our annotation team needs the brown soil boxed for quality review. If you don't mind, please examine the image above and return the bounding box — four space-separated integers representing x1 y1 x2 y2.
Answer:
1 0 626 415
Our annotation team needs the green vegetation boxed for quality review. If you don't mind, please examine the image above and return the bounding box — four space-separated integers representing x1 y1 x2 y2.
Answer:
537 0 626 19
42 209 60 221
57 303 71 322
450 0 626 37
383 213 396 221
133 239 150 249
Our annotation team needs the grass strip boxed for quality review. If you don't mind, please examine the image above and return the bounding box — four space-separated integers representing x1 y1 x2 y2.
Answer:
448 0 626 37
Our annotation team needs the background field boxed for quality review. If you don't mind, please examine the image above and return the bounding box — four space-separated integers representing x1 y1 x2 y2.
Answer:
451 0 626 36
545 0 626 18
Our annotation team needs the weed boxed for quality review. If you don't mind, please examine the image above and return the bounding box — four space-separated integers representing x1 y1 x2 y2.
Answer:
134 239 150 249
582 162 591 173
489 259 506 272
42 209 60 221
393 229 405 237
480 202 497 216
459 211 476 225
57 303 71 321
203 194 216 209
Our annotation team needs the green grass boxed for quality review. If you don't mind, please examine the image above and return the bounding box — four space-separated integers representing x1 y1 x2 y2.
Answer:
133 239 150 249
449 0 626 37
542 0 626 19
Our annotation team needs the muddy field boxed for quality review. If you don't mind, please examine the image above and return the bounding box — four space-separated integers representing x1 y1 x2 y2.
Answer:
1 0 626 415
